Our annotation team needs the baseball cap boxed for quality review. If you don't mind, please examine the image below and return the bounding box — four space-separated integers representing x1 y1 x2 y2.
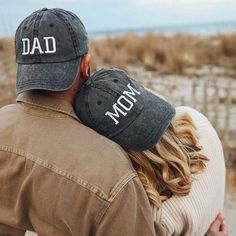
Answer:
15 8 88 94
74 68 176 150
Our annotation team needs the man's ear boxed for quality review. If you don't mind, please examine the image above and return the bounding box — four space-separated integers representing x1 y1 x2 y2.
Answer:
80 53 90 81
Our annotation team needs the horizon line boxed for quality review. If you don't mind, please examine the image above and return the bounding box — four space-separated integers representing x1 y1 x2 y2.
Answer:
88 19 236 35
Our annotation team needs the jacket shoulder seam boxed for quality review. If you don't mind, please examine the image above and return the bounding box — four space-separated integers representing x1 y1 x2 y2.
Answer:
96 137 138 201
94 175 138 232
108 171 137 202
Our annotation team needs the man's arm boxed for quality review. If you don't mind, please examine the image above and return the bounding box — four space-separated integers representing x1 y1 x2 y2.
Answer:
94 177 156 236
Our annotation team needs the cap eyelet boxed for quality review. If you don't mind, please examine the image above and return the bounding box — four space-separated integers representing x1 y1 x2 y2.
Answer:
114 79 118 83
97 101 102 105
49 23 54 27
23 26 27 30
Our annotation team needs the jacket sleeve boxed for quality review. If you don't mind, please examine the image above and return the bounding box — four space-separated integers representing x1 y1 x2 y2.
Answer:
94 176 157 236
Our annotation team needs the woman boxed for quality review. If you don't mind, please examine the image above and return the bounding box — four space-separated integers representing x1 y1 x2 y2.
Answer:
74 68 226 236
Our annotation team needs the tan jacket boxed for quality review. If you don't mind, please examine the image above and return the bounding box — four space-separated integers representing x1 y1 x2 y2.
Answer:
0 91 159 236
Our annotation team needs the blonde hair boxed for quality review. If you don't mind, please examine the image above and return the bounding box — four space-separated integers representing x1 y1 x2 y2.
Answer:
126 112 208 208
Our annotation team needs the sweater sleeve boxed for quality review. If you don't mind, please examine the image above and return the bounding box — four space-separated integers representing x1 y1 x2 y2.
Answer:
152 106 226 236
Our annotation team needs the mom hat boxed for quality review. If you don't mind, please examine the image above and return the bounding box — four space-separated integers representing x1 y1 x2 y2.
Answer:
15 8 88 94
75 68 176 150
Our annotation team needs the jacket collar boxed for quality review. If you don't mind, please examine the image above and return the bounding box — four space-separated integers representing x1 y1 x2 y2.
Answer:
16 91 81 122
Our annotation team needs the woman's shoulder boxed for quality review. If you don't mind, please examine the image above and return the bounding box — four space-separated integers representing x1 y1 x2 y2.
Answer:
175 106 222 150
175 106 215 132
175 106 208 123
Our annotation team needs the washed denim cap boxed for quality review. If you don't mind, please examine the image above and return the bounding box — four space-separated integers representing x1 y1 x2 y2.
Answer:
15 8 88 94
75 68 176 150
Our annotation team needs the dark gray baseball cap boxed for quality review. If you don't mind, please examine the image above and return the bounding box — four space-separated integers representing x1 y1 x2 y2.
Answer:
15 8 88 94
74 68 176 150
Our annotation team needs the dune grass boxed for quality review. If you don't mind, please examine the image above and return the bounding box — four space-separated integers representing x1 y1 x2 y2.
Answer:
0 38 16 106
90 32 236 75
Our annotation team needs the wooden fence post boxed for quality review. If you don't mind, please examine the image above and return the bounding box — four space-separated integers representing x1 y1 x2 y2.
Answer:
192 78 197 109
213 79 219 130
224 81 231 147
203 79 208 115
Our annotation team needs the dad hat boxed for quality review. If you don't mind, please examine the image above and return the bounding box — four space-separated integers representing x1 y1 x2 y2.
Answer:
15 8 88 94
74 68 176 150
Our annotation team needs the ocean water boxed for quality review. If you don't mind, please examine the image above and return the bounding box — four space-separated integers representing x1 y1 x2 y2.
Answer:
89 21 236 38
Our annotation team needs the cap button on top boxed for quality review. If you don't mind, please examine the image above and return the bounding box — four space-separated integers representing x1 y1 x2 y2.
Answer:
41 8 48 11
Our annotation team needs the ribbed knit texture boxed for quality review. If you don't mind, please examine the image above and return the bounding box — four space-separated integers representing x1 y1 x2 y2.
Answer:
152 106 226 236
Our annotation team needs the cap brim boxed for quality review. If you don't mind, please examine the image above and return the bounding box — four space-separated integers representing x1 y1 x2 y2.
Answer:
111 89 176 150
16 58 81 94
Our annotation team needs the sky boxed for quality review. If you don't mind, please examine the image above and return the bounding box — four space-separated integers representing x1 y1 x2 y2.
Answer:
0 0 236 37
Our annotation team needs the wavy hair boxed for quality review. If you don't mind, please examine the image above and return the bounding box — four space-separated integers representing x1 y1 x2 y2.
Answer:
126 112 208 208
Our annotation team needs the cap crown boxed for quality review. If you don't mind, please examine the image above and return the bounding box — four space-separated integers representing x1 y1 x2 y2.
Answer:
15 8 88 64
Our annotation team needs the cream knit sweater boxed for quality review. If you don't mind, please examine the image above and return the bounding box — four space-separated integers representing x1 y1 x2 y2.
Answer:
152 106 226 236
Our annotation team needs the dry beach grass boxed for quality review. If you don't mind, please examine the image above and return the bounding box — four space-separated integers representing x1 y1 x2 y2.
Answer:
90 32 236 75
0 38 16 105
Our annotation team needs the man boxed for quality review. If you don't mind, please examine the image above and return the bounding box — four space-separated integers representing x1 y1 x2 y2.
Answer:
0 8 227 236
0 8 156 235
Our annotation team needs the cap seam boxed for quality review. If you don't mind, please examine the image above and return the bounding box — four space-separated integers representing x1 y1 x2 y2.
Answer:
15 12 40 60
85 84 112 134
85 87 106 134
66 10 87 31
51 11 78 56
32 10 45 60
15 13 37 59
91 84 121 98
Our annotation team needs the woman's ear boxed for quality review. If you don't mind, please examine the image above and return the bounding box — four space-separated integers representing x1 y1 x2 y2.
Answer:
80 53 91 81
